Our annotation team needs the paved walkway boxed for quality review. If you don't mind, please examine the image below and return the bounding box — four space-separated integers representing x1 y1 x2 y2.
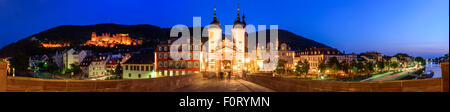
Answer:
173 78 275 92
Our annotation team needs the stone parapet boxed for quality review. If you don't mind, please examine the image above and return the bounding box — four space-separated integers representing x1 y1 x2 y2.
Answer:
244 73 442 92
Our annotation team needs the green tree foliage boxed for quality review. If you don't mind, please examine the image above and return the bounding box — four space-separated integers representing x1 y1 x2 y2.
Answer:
318 60 326 73
275 60 286 74
356 61 364 72
69 62 82 74
10 52 29 71
445 54 449 62
295 60 303 75
414 57 426 66
46 62 59 74
376 61 385 71
302 59 310 75
365 61 375 72
350 60 358 72
340 60 350 74
326 57 340 73
390 62 400 69
114 63 123 79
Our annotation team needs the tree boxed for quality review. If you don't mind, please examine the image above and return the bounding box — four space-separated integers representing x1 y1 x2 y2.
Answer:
340 60 350 74
356 61 364 72
414 57 426 66
69 62 81 74
114 63 123 79
10 52 29 71
366 61 375 72
445 54 449 62
326 57 340 73
390 62 400 70
295 60 303 75
350 60 358 73
318 60 326 73
302 59 310 75
275 60 286 74
376 61 385 72
47 62 59 74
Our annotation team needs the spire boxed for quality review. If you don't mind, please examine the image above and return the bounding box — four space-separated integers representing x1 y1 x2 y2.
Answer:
213 5 217 21
233 3 243 27
242 9 246 25
235 3 241 22
210 3 220 26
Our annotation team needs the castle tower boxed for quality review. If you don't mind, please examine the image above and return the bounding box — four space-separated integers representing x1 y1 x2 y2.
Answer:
91 32 97 41
231 5 246 71
207 6 222 72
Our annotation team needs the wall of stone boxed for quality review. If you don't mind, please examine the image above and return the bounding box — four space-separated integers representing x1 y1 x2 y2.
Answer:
441 62 448 92
3 73 201 92
244 74 444 92
0 63 7 92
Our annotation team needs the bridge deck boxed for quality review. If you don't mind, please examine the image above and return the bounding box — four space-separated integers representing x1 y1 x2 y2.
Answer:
173 78 275 92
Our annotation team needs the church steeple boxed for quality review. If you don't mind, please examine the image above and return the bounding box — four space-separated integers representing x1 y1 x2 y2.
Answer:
242 9 246 26
210 4 220 26
233 3 244 27
234 3 241 23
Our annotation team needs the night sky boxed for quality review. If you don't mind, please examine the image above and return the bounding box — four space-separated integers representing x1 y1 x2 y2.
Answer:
0 0 448 58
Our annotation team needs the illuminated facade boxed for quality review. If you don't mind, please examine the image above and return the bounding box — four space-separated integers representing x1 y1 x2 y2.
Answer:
41 43 70 48
84 32 142 47
295 47 357 73
123 54 156 79
154 7 290 76
205 7 248 76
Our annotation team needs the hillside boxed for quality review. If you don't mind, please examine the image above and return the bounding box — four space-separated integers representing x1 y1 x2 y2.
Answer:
0 24 330 57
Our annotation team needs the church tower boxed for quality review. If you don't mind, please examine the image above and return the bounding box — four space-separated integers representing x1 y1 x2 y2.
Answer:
231 5 246 71
207 6 222 72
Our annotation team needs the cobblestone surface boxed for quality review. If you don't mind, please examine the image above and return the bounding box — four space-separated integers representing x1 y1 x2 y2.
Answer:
173 78 275 92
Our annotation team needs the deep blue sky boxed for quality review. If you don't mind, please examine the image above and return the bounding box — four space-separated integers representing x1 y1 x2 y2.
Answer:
0 0 448 58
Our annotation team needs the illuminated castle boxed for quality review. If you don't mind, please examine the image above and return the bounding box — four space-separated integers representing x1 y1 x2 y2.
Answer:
84 32 142 47
42 43 70 48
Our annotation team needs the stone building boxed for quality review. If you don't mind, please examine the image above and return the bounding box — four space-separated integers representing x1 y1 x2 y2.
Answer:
123 54 156 79
295 47 357 73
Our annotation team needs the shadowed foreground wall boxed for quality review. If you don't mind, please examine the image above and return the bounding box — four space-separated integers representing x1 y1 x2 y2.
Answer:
244 74 444 92
442 62 448 92
5 74 201 92
0 62 201 92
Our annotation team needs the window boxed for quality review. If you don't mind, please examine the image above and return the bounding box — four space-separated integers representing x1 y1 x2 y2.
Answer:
146 66 149 71
158 62 164 67
194 62 200 67
164 54 168 58
141 66 144 71
129 73 132 77
138 74 141 78
137 66 140 71
125 65 128 70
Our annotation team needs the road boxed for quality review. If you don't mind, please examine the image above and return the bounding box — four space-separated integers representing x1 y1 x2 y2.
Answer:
173 78 275 92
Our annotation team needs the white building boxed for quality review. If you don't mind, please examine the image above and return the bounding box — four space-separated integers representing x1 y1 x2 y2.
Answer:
123 54 155 79
63 48 88 69
88 55 109 78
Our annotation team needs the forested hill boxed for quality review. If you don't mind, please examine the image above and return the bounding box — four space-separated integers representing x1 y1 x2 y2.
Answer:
0 23 330 57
